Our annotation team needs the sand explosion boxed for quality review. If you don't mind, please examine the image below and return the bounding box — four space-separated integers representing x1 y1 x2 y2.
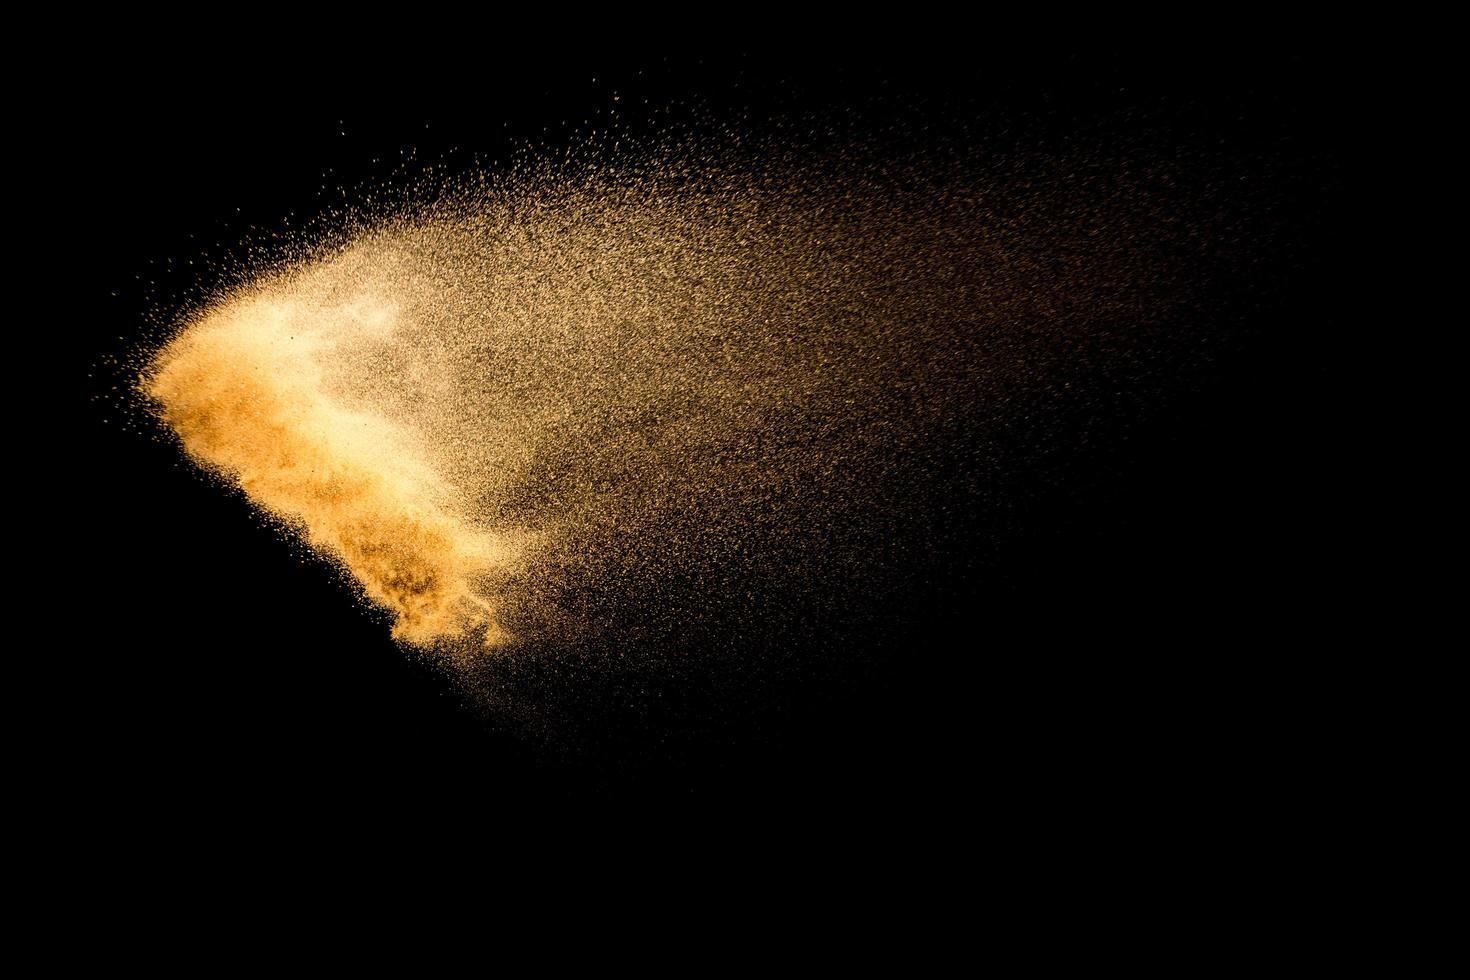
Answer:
140 142 1250 663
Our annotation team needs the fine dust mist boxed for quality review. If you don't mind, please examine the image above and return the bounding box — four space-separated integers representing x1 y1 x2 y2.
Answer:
137 132 1267 742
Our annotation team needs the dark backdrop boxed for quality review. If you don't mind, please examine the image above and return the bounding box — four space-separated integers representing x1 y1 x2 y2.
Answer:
54 46 1356 846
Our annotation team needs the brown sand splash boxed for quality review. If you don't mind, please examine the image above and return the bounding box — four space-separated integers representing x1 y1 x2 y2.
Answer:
139 144 1248 666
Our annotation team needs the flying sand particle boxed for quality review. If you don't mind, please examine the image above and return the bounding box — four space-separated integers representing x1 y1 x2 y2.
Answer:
138 136 1258 670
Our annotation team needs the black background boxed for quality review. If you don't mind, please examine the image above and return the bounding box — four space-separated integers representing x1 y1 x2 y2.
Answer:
56 44 1357 847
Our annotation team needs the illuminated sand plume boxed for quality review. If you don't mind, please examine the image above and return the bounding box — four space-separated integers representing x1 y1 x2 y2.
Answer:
140 145 1261 665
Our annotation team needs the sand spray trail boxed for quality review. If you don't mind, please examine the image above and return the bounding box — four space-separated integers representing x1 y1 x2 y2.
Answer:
137 146 1261 682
